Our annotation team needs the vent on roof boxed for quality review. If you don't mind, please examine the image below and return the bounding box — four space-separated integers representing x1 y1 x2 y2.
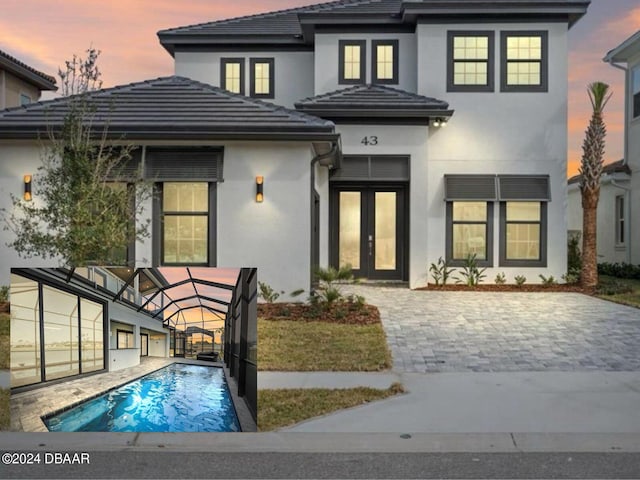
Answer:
331 156 409 181
444 175 497 201
498 175 550 201
145 147 223 181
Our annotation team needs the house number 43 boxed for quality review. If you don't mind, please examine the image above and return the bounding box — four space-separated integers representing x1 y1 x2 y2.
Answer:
361 136 379 146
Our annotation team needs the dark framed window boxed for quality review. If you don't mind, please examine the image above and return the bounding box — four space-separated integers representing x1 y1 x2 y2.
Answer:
372 39 399 84
615 195 625 245
501 31 548 92
160 182 212 266
499 201 547 266
447 31 494 92
250 58 275 98
339 40 366 84
446 202 494 267
633 65 640 119
117 330 134 349
221 58 245 95
20 93 31 106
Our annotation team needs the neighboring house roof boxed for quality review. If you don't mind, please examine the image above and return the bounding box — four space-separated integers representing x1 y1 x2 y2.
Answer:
0 48 57 91
0 76 336 141
295 84 453 122
603 30 640 63
567 159 631 185
158 0 590 53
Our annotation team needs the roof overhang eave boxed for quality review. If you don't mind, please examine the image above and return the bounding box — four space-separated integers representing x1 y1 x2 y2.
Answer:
0 127 339 142
603 31 640 64
295 108 454 118
0 57 57 91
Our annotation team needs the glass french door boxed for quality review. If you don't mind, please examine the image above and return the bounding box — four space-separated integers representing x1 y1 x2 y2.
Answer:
331 185 406 280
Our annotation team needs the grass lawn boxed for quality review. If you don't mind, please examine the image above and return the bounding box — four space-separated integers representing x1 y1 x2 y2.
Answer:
596 276 640 309
258 384 404 431
0 313 8 370
258 319 392 371
0 388 9 431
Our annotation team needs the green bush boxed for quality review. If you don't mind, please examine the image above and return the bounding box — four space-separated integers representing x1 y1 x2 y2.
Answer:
567 233 582 278
596 277 634 295
514 275 527 286
258 282 284 303
494 273 507 285
0 286 8 303
598 262 640 280
539 275 557 286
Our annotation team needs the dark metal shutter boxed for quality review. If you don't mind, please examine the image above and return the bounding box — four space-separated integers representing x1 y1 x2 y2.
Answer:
330 156 409 181
444 175 497 200
498 175 550 201
145 147 223 181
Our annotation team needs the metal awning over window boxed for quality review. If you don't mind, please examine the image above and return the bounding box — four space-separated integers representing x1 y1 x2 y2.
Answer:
331 155 409 182
444 174 498 201
444 174 550 201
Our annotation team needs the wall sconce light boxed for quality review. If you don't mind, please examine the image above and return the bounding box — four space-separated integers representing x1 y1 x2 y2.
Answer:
256 176 264 203
23 174 32 201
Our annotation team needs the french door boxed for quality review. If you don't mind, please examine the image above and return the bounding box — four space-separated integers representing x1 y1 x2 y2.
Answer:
140 333 148 357
330 185 407 280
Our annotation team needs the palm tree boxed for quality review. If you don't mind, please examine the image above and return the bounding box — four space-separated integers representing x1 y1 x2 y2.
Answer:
579 81 612 289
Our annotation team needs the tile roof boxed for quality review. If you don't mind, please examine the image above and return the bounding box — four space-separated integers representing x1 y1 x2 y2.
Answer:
0 76 335 140
295 84 452 119
158 0 401 37
158 0 589 50
0 48 57 91
568 159 631 185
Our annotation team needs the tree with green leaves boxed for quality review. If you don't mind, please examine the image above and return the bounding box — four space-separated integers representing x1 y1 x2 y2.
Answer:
579 81 612 289
2 48 151 266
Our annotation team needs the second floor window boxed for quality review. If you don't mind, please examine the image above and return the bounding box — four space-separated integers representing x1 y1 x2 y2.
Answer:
372 40 399 84
448 31 494 92
339 40 366 84
501 31 548 92
633 65 640 118
250 58 275 98
20 93 31 106
221 58 244 95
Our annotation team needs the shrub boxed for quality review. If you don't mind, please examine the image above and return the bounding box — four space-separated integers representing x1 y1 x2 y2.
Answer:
494 273 507 285
596 277 634 295
0 286 8 303
514 275 526 286
258 282 284 303
311 265 360 310
539 275 557 286
455 254 487 287
562 272 580 284
598 262 640 280
567 232 582 277
429 257 453 286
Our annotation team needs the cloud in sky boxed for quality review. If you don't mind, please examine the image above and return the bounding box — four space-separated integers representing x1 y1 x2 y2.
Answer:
1 0 638 177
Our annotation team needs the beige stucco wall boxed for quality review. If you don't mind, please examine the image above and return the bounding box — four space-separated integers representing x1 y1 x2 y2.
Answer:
0 70 41 109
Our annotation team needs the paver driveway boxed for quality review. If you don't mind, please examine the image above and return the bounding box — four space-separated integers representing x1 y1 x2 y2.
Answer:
343 285 640 373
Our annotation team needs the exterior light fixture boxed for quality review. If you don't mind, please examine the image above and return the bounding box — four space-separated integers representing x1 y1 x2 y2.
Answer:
23 174 32 201
441 118 448 128
256 176 264 203
433 118 441 127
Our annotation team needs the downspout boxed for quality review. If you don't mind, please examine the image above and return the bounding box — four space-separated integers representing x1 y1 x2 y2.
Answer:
310 141 340 291
606 59 631 263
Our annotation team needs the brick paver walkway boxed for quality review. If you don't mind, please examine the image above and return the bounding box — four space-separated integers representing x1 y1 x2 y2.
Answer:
343 286 640 373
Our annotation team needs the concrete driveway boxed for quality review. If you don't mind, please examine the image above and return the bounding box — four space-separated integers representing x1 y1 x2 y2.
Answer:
343 286 640 373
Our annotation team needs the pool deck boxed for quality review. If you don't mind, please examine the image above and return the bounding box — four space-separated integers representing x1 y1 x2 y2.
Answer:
10 357 256 433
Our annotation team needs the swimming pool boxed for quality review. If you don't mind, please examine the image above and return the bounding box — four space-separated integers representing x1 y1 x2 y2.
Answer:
43 363 241 432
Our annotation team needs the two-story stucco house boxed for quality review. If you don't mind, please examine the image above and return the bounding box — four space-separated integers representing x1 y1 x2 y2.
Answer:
568 30 639 265
0 48 57 109
0 0 590 295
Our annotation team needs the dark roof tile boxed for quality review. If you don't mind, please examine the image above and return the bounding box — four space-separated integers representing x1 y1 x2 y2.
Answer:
568 159 631 184
0 76 334 140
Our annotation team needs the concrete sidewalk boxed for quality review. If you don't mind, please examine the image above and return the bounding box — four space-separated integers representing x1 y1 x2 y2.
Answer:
276 371 640 433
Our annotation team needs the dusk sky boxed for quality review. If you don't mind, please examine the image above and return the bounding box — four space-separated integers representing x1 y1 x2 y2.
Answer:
2 0 639 176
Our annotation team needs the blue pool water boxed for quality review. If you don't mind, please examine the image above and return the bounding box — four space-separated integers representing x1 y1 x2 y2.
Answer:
43 364 241 432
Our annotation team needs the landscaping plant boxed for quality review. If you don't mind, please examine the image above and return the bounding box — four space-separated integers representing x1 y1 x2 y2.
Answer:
539 275 558 286
579 81 612 288
429 257 453 285
514 275 527 287
455 254 487 286
494 273 507 285
258 281 284 303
